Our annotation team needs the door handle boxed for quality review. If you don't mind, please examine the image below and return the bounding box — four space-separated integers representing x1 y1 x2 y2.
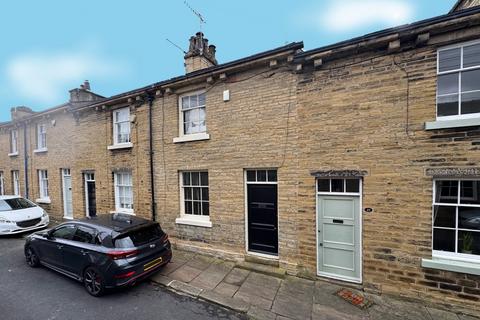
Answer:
80 250 88 255
319 243 323 247
56 245 63 249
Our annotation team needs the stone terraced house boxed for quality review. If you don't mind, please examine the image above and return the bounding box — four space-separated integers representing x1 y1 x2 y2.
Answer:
1 0 480 313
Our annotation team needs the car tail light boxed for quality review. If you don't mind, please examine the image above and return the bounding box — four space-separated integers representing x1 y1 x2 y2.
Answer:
107 249 139 260
114 271 136 279
162 234 169 243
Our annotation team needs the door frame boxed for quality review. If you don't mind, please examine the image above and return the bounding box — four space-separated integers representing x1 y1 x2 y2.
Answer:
84 172 95 218
62 169 73 219
315 178 363 284
244 169 279 259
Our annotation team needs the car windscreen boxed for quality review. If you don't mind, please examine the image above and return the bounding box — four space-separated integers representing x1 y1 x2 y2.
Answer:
0 198 37 212
114 224 164 248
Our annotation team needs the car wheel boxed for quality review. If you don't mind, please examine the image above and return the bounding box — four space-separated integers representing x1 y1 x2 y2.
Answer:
25 246 40 268
83 267 105 297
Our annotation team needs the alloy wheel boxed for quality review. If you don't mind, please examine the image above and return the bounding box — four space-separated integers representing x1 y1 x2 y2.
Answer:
25 247 39 267
84 268 103 296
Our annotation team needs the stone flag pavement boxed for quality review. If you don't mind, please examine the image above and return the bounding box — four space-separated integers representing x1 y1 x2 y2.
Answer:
151 249 479 320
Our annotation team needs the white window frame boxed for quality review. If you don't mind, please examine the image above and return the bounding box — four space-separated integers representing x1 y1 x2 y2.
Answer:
9 129 18 156
34 123 47 153
0 172 4 196
436 39 480 121
173 91 210 143
176 171 212 228
110 107 132 149
114 171 134 214
432 179 480 263
37 170 50 203
12 171 20 196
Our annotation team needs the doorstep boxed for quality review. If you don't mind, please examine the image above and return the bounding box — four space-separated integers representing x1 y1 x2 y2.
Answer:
150 248 477 320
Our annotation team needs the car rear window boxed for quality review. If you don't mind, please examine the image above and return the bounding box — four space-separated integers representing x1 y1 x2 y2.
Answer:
0 198 36 211
114 224 164 248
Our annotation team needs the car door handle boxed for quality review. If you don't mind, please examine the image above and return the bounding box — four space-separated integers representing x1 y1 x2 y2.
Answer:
80 250 88 255
57 245 63 249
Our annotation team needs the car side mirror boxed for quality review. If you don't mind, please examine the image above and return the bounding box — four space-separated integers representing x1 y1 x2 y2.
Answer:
44 230 53 239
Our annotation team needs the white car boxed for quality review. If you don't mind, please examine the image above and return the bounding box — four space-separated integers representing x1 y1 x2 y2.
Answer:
0 196 49 235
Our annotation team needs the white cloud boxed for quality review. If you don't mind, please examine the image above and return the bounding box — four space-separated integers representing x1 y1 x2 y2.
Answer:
5 50 128 104
304 0 414 33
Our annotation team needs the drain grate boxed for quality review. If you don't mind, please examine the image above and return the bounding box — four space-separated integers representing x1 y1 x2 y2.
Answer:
336 288 373 309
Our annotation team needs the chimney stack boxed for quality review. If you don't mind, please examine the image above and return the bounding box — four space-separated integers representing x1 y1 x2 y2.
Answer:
184 32 218 74
11 106 35 121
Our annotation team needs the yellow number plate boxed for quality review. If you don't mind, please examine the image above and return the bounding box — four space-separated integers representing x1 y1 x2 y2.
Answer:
143 257 163 272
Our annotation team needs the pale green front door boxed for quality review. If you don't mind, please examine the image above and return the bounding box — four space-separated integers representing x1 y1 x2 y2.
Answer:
317 195 361 282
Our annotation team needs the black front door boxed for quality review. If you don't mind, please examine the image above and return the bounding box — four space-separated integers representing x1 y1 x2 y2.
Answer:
247 184 278 255
87 181 96 217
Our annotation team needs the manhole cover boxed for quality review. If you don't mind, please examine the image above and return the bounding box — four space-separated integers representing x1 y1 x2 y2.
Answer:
336 288 373 310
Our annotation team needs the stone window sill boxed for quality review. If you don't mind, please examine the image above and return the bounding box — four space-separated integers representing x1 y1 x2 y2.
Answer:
175 216 212 228
110 210 135 215
421 258 480 276
8 152 18 157
36 198 51 204
425 118 480 130
33 148 48 154
173 133 210 144
107 142 133 150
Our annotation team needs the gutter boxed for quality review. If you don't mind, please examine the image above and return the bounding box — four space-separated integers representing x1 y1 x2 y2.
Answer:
23 123 29 198
295 6 480 60
147 93 156 222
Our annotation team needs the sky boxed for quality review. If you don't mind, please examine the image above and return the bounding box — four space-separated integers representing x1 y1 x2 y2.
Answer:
0 0 458 122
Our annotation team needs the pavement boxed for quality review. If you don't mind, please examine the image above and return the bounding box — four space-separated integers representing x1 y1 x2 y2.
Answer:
0 235 245 320
151 249 480 320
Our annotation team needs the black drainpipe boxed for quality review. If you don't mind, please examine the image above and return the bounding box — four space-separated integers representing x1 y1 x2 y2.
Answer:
147 93 156 221
23 123 29 198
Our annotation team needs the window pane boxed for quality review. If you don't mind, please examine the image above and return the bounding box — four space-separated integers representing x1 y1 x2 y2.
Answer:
183 172 190 186
191 172 200 186
184 122 193 135
193 201 201 215
198 107 206 121
203 202 209 216
184 109 193 122
198 121 206 133
182 96 190 110
184 187 192 200
439 48 461 72
257 170 267 182
433 205 456 228
438 73 459 95
200 172 208 186
461 91 480 115
437 95 459 117
462 69 480 92
435 181 458 203
198 93 206 106
202 187 209 201
433 228 456 252
459 207 480 230
458 231 479 255
331 179 344 192
190 95 198 108
247 171 256 182
460 181 480 204
192 187 201 200
185 201 192 214
463 44 480 68
267 170 277 182
346 179 360 193
317 179 330 192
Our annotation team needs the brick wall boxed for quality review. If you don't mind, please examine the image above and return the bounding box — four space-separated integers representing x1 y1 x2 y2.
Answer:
296 34 480 311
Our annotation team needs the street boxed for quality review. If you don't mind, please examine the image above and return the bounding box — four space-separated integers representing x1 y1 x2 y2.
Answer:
0 234 245 320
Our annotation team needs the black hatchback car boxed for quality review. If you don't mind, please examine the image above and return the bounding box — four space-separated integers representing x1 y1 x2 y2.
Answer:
24 213 172 296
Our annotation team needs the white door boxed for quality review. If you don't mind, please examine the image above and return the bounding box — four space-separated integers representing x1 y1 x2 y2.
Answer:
62 169 73 219
316 178 362 283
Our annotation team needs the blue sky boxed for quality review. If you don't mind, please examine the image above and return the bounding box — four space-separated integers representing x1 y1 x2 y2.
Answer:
0 0 457 121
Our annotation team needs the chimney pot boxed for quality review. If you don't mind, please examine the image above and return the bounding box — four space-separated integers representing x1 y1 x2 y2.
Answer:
184 32 218 73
